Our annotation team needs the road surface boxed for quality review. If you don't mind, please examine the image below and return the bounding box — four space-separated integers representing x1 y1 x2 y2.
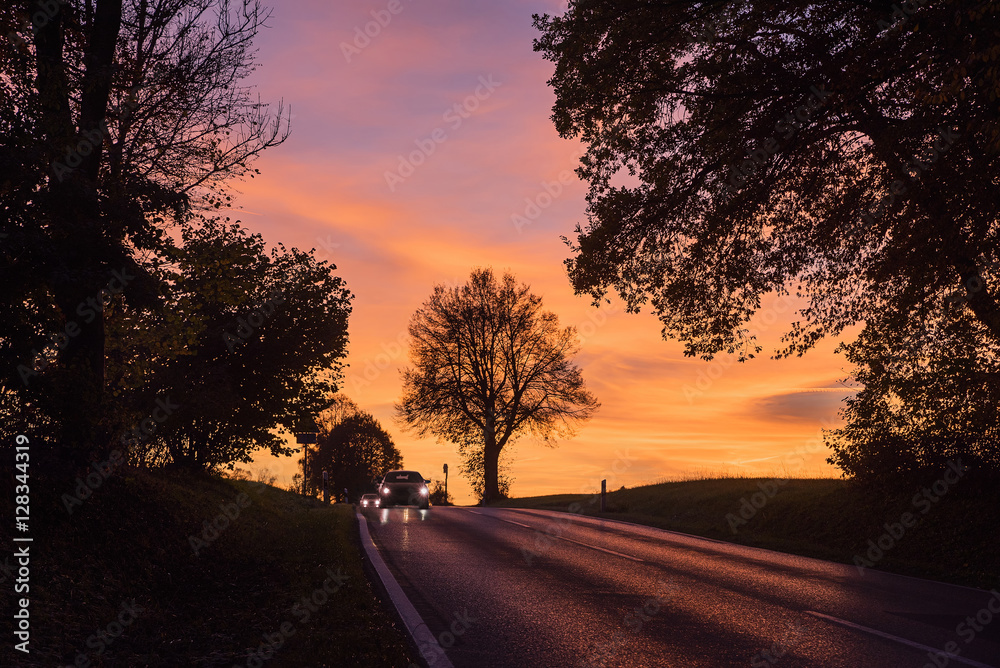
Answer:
361 506 1000 668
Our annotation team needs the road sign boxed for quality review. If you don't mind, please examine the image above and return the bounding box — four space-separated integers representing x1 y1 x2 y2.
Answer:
443 463 448 473
295 432 317 444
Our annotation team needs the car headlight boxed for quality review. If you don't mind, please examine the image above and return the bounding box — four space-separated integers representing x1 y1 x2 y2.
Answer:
374 499 380 506
420 486 429 496
362 500 367 506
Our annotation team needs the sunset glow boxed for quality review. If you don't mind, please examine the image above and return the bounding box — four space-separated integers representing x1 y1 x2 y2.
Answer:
243 0 852 503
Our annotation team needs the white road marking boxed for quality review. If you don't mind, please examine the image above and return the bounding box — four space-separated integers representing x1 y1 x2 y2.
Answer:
356 512 455 668
805 611 997 668
466 509 644 562
468 509 534 528
554 534 645 562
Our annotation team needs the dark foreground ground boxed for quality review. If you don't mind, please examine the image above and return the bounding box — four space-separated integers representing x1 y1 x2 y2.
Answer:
0 467 417 667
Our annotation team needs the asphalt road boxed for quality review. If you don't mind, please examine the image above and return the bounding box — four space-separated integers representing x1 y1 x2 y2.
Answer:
362 506 1000 668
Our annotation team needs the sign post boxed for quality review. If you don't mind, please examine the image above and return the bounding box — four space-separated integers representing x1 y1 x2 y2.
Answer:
443 463 448 504
601 479 607 512
294 429 318 497
322 470 329 504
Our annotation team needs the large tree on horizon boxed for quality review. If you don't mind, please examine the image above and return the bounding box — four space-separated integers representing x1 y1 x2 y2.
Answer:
396 268 599 503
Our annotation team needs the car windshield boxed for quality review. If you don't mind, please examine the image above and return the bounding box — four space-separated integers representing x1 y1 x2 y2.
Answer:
385 471 423 483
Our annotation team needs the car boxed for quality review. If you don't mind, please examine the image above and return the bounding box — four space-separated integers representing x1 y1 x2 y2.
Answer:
359 493 381 508
379 470 431 510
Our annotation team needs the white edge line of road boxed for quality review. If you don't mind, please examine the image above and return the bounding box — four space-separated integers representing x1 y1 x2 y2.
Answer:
805 611 998 668
467 509 644 562
356 511 455 668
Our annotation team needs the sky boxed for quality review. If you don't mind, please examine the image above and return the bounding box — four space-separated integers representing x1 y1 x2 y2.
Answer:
238 0 856 504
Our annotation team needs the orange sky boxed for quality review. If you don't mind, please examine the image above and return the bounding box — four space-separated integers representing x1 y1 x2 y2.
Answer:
240 0 855 503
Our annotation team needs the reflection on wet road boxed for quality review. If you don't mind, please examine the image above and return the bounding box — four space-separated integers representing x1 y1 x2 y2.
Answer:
362 506 1000 668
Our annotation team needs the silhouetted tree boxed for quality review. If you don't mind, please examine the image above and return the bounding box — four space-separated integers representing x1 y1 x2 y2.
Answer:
535 1 1000 482
316 394 362 433
826 309 1000 483
457 435 513 503
534 2 999 359
0 0 288 455
131 218 351 468
397 268 599 503
428 481 452 506
304 412 403 500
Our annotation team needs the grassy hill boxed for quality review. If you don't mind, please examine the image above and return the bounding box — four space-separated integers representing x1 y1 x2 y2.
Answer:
493 476 1000 590
1 467 417 667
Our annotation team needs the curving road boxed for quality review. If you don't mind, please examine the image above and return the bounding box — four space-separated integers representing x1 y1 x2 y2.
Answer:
360 506 1000 668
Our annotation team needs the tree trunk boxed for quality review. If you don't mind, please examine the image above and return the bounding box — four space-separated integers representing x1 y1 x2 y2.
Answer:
482 417 501 504
35 0 124 455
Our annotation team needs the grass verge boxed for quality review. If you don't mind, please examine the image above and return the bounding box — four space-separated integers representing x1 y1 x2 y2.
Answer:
1 467 418 667
492 476 1000 590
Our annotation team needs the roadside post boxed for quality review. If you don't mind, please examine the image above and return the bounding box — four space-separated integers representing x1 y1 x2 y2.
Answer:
322 470 329 504
443 463 448 503
601 479 607 512
294 423 318 497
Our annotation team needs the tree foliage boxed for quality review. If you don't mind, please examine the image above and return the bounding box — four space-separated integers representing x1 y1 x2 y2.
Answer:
142 218 351 468
535 1 1000 481
396 268 599 503
826 306 1000 483
0 0 289 455
428 480 453 506
534 1 1000 360
304 409 403 500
